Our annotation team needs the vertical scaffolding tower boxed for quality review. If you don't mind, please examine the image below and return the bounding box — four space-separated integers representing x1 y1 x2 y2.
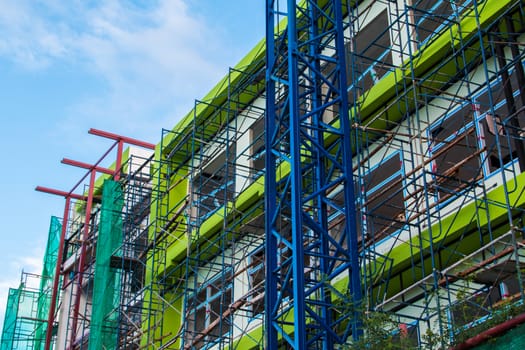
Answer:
33 130 155 350
1 273 48 350
94 153 156 350
266 0 362 348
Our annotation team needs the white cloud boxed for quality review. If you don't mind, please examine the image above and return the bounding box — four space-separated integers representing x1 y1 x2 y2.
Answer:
0 0 233 141
0 0 251 335
0 1 70 69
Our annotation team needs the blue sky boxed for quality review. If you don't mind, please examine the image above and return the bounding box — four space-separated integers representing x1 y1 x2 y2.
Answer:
0 0 264 332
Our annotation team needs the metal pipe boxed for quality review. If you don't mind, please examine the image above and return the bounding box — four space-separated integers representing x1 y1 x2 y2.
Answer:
61 158 114 176
36 186 89 202
68 168 96 349
44 197 71 350
88 128 156 150
115 141 124 181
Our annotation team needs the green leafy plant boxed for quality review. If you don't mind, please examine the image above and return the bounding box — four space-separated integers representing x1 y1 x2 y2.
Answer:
342 311 420 350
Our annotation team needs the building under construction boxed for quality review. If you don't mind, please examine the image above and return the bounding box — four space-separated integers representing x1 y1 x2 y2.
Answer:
2 0 525 349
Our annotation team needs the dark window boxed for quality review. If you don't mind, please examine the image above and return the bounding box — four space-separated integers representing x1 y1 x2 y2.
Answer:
476 73 523 174
328 155 405 248
391 322 419 348
248 248 265 317
450 272 522 329
412 0 469 45
363 153 406 239
450 289 493 327
319 10 392 123
250 117 265 177
192 150 235 220
347 10 393 102
185 271 233 349
480 112 518 173
430 105 481 199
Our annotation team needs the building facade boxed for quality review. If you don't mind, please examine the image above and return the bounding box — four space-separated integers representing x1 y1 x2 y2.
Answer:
2 0 525 349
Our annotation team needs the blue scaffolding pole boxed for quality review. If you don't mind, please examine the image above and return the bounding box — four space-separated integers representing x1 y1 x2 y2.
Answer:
265 1 362 348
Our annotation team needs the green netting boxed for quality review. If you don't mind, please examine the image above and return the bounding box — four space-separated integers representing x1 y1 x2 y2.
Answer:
35 216 62 350
0 283 44 350
1 217 62 350
89 180 123 350
13 289 40 350
472 323 525 350
1 288 21 349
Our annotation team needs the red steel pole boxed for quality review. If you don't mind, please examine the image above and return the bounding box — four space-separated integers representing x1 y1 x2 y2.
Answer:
115 140 124 181
68 169 96 349
35 186 89 202
88 128 156 150
39 128 154 349
43 196 71 350
61 158 114 176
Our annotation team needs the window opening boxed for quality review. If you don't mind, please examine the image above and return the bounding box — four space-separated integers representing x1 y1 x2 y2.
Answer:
192 149 235 221
186 269 233 349
347 9 393 102
363 152 406 240
429 104 481 199
476 70 524 174
247 247 265 318
250 117 266 178
412 0 470 46
391 321 419 348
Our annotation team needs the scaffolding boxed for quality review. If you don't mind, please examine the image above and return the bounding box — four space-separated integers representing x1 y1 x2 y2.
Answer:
132 0 525 348
1 273 46 350
92 153 157 350
265 0 525 348
30 130 155 350
266 0 362 348
0 217 61 350
88 179 124 350
128 39 269 350
4 1 525 349
358 0 525 346
52 150 161 350
181 59 267 350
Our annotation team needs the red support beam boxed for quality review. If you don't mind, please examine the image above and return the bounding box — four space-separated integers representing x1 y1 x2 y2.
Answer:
43 197 71 350
68 168 97 349
35 186 89 202
88 128 156 150
38 128 154 349
61 158 115 176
